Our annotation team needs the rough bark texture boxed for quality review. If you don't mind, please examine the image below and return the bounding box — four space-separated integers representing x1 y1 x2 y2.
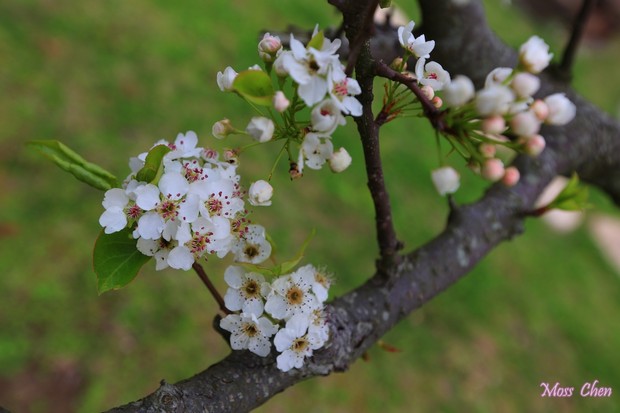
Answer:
105 1 620 412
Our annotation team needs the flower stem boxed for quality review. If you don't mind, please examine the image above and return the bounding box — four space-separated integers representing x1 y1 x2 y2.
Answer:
192 262 231 315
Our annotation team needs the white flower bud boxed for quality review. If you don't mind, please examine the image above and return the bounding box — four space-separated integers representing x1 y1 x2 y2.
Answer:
212 118 234 139
311 99 345 135
511 72 540 98
510 110 541 136
248 180 273 206
475 85 515 116
519 36 553 74
328 147 352 173
273 91 290 113
544 93 576 125
246 116 275 143
421 85 435 100
216 66 238 92
431 166 460 196
481 158 505 182
432 96 443 109
484 67 512 88
443 75 475 107
258 33 282 62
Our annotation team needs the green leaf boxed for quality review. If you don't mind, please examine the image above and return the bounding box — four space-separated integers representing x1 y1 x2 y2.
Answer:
279 228 315 274
27 140 117 191
232 70 274 106
546 173 591 212
307 30 324 51
135 144 171 183
379 0 392 8
93 228 151 294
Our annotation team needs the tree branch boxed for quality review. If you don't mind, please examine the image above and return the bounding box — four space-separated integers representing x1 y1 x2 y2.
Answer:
104 0 620 411
558 0 598 80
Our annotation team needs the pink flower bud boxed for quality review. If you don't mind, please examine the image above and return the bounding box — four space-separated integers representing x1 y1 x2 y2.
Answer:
390 57 407 71
481 158 505 182
502 166 520 186
328 147 352 173
432 96 443 109
273 91 290 113
530 99 549 121
520 134 546 156
510 110 541 137
421 85 435 100
479 143 497 158
258 33 282 62
481 115 506 135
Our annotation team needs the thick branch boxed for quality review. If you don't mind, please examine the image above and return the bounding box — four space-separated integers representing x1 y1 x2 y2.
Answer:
105 0 620 411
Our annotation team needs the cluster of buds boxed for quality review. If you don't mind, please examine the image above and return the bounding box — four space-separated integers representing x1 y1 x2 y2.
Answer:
395 21 576 196
214 27 362 178
219 264 331 372
98 131 273 270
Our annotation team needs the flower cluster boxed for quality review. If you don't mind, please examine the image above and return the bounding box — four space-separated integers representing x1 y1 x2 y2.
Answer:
395 21 576 196
214 27 362 178
98 131 272 270
219 264 331 372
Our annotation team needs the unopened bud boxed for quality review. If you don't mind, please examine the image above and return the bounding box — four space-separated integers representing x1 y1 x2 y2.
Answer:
431 166 460 196
481 158 505 182
421 85 435 100
510 110 541 137
520 134 546 156
502 166 520 186
248 180 274 206
258 33 282 62
390 57 406 71
212 118 234 139
479 143 497 158
432 96 443 109
246 116 275 143
511 72 540 98
328 147 352 173
481 115 506 135
216 66 238 92
531 99 549 121
273 91 290 113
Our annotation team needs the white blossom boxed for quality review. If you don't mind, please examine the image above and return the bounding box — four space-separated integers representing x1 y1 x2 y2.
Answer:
475 84 515 116
397 21 435 58
415 59 450 91
233 224 272 264
301 133 333 170
443 75 475 107
99 188 129 234
264 269 320 321
274 314 323 372
484 67 513 88
223 266 269 315
216 66 238 92
220 313 278 357
246 117 275 143
311 99 346 134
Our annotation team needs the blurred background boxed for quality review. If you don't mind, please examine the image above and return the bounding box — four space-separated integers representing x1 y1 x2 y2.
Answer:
1 0 619 411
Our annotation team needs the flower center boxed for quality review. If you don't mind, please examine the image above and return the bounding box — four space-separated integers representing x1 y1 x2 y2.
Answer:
286 286 304 305
292 337 308 352
206 195 223 215
189 233 210 254
126 204 143 220
333 80 348 98
244 244 260 259
242 280 260 298
242 322 258 337
183 161 204 183
158 200 178 221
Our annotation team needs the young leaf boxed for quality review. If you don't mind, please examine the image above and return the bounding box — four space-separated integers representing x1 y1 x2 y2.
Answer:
307 30 324 51
547 173 590 212
93 228 151 294
232 70 275 106
278 228 315 274
135 144 171 183
27 140 117 191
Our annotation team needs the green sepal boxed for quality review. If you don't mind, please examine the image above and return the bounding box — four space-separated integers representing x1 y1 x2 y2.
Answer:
232 70 275 106
379 0 392 8
27 140 118 191
93 228 152 294
135 144 171 183
307 30 324 51
547 173 591 211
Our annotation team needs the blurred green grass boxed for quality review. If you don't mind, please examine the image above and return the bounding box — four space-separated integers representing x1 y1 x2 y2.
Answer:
1 0 619 412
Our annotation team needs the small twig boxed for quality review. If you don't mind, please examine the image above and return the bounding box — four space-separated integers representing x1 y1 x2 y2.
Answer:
192 262 231 315
344 0 380 76
559 0 598 80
